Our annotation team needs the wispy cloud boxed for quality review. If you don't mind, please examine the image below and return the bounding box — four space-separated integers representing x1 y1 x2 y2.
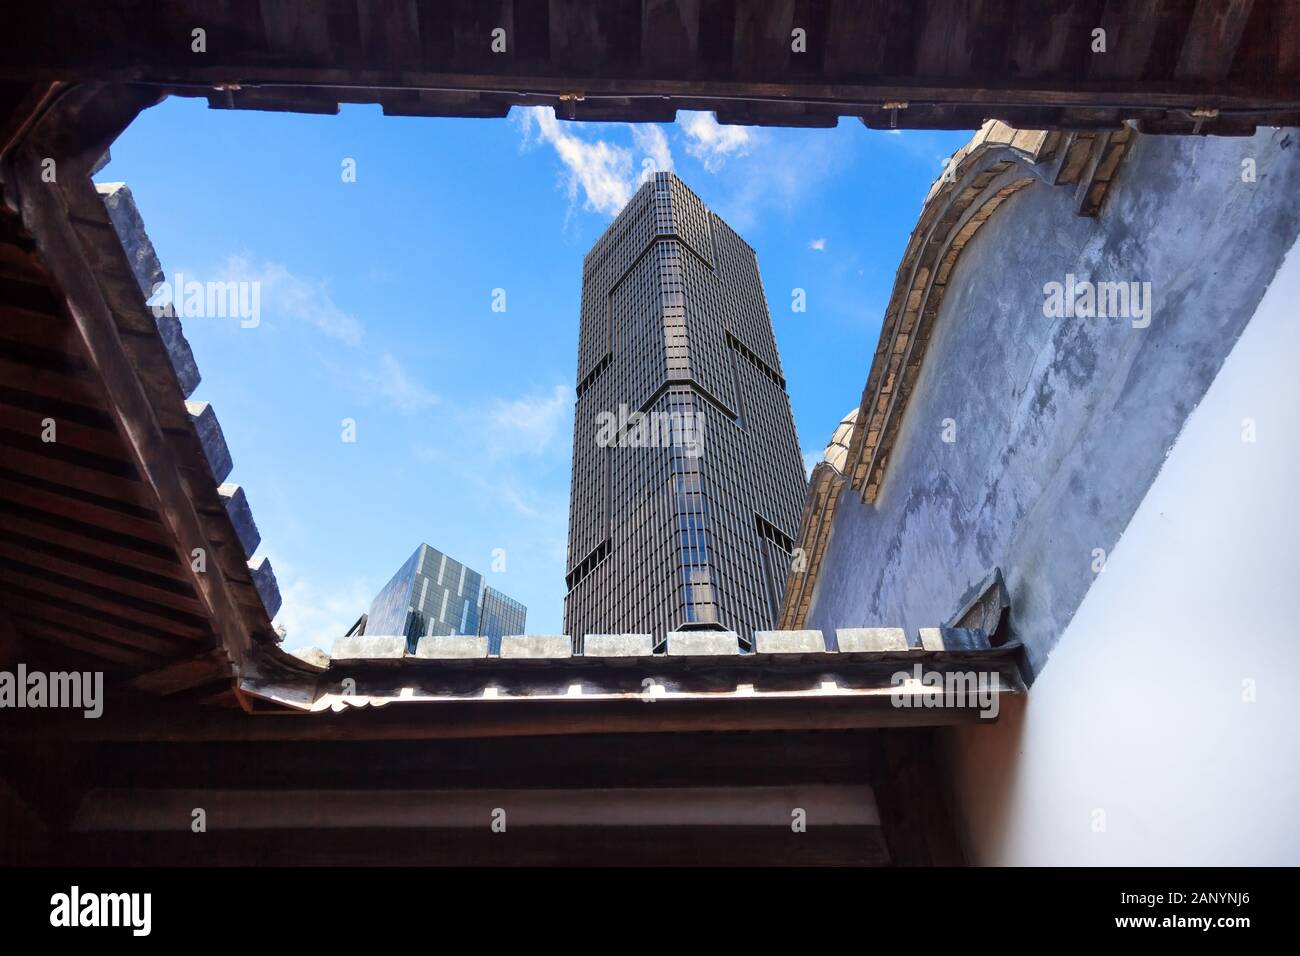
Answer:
468 474 550 520
217 254 364 346
363 352 440 415
271 558 376 650
213 255 441 417
631 124 674 181
680 111 756 171
488 383 572 456
809 238 827 251
706 126 854 233
516 107 635 216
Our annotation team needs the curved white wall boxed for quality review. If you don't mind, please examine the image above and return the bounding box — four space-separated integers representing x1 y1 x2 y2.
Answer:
948 235 1300 865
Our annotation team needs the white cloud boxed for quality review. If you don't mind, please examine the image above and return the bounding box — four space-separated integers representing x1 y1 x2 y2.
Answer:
631 123 674 181
706 125 854 233
469 474 549 520
217 254 364 346
271 560 376 650
516 107 635 216
212 256 437 417
363 352 440 415
809 238 827 251
488 383 572 456
680 111 756 171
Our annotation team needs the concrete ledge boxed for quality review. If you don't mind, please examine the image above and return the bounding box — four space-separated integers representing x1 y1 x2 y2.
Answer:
248 554 281 621
289 646 330 668
835 628 910 652
754 629 827 654
583 634 654 657
218 483 260 558
667 631 740 656
330 636 406 660
499 635 572 659
413 635 488 659
918 627 990 651
186 400 233 485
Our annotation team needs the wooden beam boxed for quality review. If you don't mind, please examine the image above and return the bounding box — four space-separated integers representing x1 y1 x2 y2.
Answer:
914 0 974 79
0 471 168 544
0 691 1012 743
1090 0 1166 81
72 783 880 830
32 728 881 790
0 536 203 616
0 609 164 668
0 82 61 170
0 591 196 658
12 87 254 678
0 608 24 669
0 562 209 645
822 0 893 79
54 824 889 866
126 648 231 696
0 774 47 864
871 729 965 864
730 0 793 81
0 506 194 582
1176 0 1255 81
358 0 424 72
641 0 700 74
0 438 155 513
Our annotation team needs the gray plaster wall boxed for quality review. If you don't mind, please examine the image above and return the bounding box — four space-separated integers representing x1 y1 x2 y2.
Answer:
806 128 1300 677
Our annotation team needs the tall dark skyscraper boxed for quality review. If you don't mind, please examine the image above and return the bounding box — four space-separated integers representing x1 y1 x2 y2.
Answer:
564 173 807 650
366 543 526 654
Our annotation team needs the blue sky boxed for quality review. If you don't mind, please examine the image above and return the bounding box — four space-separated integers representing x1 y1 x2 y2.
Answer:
98 96 971 649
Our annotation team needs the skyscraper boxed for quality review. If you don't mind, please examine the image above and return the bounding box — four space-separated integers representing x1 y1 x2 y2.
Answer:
564 173 807 650
365 543 526 655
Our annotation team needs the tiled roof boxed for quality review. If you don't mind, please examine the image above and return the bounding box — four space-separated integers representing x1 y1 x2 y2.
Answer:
822 407 858 475
237 627 1026 721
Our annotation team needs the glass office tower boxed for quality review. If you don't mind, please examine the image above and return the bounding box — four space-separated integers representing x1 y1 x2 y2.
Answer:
563 173 807 651
366 543 526 655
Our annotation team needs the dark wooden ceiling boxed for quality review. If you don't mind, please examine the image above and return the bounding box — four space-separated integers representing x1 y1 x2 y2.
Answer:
0 193 277 706
1 0 1298 133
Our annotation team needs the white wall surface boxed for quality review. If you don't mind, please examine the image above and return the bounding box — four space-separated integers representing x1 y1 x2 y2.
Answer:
947 235 1300 865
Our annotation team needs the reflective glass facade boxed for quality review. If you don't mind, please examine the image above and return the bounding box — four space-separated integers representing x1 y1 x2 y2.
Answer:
365 543 526 654
564 173 807 650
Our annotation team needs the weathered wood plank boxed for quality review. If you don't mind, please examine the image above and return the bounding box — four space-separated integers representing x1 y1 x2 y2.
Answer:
15 98 264 672
1 582 201 654
0 505 188 582
0 437 151 508
0 537 205 617
731 0 793 80
0 562 210 644
0 400 125 460
2 610 164 668
822 0 892 79
126 648 232 695
1176 0 1255 81
1090 0 1166 80
641 0 700 74
0 472 165 541
914 0 973 79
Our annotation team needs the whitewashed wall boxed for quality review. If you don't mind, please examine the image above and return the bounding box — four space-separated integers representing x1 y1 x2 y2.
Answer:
947 236 1300 865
